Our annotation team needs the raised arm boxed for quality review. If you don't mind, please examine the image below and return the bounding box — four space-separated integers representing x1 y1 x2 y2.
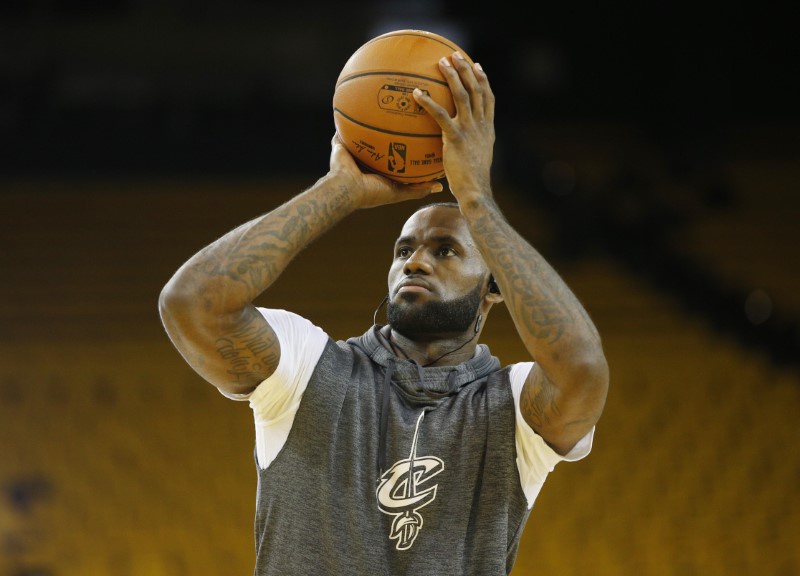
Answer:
414 52 609 455
159 137 442 396
462 196 608 455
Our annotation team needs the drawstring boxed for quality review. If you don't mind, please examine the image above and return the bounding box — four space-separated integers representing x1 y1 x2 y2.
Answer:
378 358 395 475
407 410 428 493
378 359 458 476
356 324 500 478
412 360 425 389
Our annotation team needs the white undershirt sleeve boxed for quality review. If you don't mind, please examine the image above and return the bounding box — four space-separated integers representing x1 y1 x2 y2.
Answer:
510 362 595 509
218 308 329 470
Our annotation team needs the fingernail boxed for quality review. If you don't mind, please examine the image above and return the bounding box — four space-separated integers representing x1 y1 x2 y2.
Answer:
475 62 483 72
439 56 451 67
453 51 464 60
413 88 422 96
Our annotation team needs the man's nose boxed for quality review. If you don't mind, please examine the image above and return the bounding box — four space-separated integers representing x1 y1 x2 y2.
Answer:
403 249 433 275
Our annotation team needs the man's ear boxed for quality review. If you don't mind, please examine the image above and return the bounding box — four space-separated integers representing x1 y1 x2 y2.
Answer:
486 275 504 304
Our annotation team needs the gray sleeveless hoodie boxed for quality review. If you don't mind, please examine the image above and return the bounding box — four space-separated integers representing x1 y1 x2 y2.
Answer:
252 325 533 575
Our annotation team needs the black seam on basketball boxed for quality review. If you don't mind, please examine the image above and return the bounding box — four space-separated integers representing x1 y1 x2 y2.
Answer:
335 71 448 89
333 108 441 138
359 31 459 53
356 157 443 182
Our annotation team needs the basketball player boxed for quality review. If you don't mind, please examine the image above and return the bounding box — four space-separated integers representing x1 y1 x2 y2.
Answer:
159 50 609 575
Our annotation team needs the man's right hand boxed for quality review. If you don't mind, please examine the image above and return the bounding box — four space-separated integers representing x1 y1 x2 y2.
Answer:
327 133 444 210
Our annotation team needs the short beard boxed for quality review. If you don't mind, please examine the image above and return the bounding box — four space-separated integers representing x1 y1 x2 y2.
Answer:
388 282 483 339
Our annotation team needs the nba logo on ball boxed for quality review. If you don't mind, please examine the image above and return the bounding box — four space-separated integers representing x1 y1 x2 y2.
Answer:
333 29 474 184
388 142 407 175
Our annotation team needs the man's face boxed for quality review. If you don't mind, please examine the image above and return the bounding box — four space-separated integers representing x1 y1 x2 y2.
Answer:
387 205 489 339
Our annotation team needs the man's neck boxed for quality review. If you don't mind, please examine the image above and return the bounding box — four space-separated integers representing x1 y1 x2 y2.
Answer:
379 325 478 367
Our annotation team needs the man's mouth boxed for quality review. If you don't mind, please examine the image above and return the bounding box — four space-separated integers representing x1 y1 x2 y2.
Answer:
395 278 432 296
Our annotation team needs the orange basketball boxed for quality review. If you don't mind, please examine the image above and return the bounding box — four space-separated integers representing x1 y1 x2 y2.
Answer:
333 29 475 184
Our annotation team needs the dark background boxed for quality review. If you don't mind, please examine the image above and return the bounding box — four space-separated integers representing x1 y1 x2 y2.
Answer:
3 0 797 365
1 1 796 178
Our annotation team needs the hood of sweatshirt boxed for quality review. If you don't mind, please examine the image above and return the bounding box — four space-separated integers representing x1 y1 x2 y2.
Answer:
347 325 502 474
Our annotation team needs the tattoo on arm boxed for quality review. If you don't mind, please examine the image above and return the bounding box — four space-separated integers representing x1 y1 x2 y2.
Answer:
197 190 352 304
215 314 279 384
520 369 561 429
471 209 573 344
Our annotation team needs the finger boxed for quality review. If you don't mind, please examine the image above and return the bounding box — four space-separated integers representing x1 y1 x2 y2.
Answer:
330 133 345 158
331 133 348 159
412 86 451 130
473 62 495 123
436 55 470 121
400 180 445 198
330 132 360 172
371 179 444 207
451 51 484 119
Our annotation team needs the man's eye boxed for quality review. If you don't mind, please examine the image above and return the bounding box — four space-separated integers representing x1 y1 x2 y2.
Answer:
397 247 412 258
438 247 455 256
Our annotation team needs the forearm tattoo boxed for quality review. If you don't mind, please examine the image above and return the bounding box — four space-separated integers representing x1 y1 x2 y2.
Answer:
199 185 352 302
470 206 574 344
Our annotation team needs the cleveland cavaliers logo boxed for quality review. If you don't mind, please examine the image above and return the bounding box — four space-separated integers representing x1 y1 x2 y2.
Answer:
376 412 444 550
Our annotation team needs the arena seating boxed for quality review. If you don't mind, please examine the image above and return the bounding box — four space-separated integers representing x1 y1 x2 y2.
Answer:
1 155 797 575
